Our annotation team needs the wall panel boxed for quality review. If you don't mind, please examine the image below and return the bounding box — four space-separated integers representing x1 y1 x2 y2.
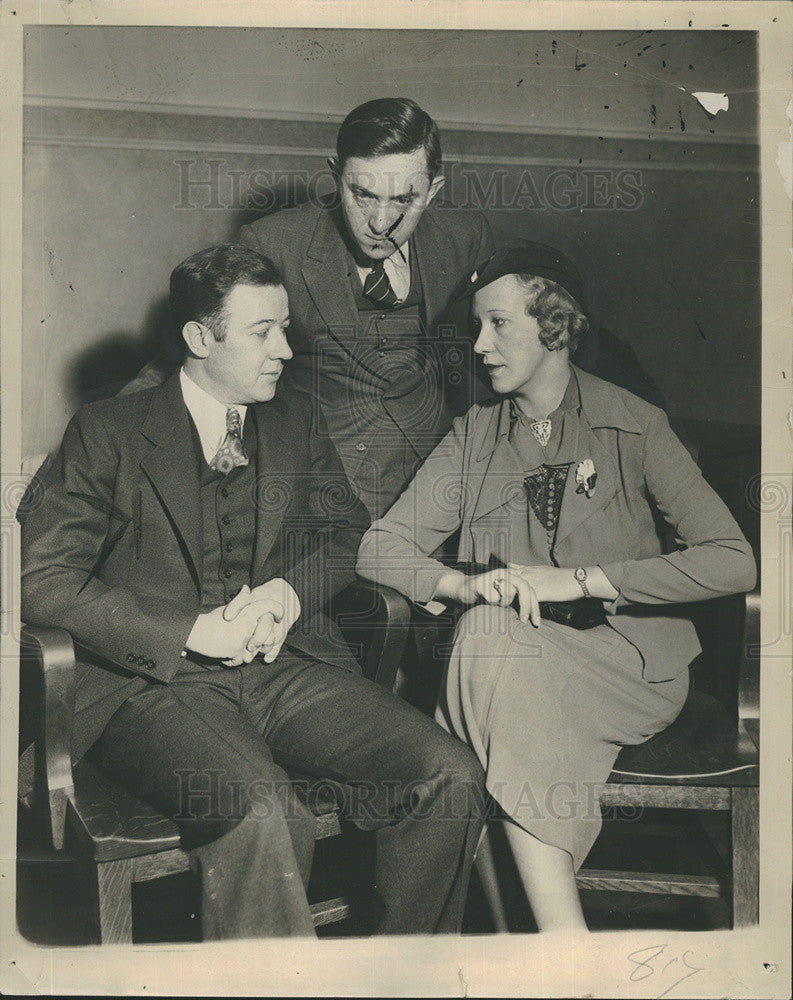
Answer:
23 101 759 457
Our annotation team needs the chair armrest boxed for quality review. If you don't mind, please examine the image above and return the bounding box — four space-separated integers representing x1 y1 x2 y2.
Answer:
332 580 411 692
20 625 77 850
739 588 760 731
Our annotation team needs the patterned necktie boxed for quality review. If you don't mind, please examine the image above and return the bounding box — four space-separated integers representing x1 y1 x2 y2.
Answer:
363 259 399 308
209 407 249 475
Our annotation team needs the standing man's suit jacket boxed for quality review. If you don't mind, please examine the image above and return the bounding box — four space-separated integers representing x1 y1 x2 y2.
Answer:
358 367 757 682
21 373 370 764
239 198 493 493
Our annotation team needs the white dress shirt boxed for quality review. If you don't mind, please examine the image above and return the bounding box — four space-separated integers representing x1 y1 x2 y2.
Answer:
180 368 247 466
356 241 411 302
178 367 301 641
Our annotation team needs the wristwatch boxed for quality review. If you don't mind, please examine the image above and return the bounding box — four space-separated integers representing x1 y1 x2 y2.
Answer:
573 566 590 598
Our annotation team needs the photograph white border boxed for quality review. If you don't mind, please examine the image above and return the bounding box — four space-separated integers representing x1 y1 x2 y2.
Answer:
1 2 790 996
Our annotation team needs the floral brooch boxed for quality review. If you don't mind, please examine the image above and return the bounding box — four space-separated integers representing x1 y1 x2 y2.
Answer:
575 459 597 498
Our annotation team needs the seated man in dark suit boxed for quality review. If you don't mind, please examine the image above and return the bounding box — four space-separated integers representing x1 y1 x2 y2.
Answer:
128 97 494 518
21 244 485 939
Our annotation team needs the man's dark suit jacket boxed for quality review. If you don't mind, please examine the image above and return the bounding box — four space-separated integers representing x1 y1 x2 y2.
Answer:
21 373 370 765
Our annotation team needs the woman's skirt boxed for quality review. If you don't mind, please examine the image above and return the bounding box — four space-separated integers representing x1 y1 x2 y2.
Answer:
436 604 690 870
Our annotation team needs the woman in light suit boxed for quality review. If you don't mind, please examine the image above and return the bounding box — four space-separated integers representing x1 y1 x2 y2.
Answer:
356 242 756 932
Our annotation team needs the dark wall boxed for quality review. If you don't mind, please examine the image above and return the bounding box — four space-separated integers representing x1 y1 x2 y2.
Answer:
23 105 759 460
442 128 760 426
22 27 759 461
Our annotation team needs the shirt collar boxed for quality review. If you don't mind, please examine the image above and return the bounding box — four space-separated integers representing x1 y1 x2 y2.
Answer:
389 240 410 269
356 241 410 272
509 370 580 429
355 242 411 302
571 364 644 432
179 368 247 465
480 365 642 462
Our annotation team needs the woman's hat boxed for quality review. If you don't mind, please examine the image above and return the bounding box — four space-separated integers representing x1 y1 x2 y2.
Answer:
469 240 586 311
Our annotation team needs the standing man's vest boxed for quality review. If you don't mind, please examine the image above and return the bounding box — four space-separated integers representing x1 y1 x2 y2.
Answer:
343 245 448 515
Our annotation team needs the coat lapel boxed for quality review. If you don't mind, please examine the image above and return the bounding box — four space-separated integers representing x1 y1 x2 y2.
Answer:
139 373 203 592
463 368 645 558
551 420 619 549
552 366 643 550
469 401 528 522
412 209 451 328
301 207 362 356
249 397 293 584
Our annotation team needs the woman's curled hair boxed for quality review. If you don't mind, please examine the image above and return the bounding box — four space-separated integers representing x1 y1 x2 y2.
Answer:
516 274 589 353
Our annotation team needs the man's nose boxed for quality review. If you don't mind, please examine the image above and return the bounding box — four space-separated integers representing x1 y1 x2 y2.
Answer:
271 327 293 361
367 202 397 235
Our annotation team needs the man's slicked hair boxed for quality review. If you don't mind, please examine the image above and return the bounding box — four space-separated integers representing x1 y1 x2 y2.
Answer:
170 244 283 343
336 97 442 178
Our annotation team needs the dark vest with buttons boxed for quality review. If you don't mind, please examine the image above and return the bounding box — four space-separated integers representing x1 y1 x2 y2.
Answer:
190 412 258 607
346 241 434 512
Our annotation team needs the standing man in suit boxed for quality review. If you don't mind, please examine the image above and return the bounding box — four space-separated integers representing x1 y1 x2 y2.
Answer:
21 245 486 939
129 98 493 517
240 97 493 516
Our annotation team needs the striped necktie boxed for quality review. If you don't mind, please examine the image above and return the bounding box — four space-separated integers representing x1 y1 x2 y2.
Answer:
363 259 399 308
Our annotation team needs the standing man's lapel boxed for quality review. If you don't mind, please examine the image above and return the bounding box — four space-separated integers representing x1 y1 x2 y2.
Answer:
412 209 450 328
139 373 204 594
301 207 360 353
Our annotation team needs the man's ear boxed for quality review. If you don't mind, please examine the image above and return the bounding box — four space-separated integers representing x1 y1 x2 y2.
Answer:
182 320 212 359
426 172 445 205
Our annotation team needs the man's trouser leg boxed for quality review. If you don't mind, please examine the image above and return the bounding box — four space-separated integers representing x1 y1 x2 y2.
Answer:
243 651 487 934
92 667 317 939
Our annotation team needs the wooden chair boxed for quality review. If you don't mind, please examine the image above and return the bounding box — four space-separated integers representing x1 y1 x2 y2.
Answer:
474 588 761 930
18 579 410 944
